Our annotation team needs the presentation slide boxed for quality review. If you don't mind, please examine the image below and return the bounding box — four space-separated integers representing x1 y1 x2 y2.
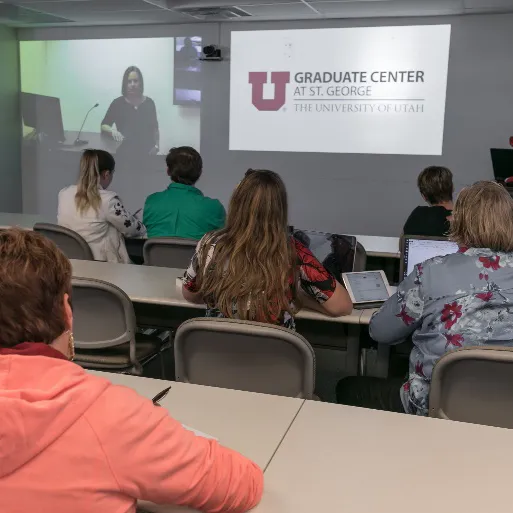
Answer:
19 37 202 212
230 25 451 156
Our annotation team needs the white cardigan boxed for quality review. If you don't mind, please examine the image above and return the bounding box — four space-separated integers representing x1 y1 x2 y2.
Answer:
57 185 146 263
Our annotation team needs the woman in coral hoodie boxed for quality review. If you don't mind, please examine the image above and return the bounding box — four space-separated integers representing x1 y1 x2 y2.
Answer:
0 229 263 513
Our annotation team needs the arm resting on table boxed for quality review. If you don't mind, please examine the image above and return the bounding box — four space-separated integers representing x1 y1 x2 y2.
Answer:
301 281 353 317
182 286 205 305
87 385 264 513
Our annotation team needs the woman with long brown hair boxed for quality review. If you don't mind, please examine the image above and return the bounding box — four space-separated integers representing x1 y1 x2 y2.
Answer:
182 170 352 329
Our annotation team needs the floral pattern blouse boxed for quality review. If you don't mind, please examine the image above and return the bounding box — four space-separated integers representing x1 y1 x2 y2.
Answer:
183 234 336 330
370 248 513 416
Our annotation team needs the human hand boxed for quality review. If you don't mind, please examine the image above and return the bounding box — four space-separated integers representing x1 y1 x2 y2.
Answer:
112 129 124 142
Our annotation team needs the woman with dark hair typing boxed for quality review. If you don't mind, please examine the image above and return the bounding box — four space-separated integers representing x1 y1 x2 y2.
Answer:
0 229 263 513
101 66 160 155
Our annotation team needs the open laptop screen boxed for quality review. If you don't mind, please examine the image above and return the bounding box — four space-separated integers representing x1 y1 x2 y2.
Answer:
491 148 513 185
402 236 459 280
293 229 357 281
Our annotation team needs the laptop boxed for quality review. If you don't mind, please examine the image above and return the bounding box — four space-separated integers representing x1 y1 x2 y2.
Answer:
490 148 513 185
400 235 459 281
292 229 357 281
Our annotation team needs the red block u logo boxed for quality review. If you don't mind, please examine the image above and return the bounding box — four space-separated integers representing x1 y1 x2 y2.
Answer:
249 72 291 111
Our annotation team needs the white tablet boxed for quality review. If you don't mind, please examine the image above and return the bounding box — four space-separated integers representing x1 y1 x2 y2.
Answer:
342 271 392 305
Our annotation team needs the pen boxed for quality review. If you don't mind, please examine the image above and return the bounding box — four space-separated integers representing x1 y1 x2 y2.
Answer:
152 386 172 406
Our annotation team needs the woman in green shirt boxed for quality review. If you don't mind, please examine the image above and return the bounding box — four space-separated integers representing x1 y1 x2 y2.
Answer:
143 147 225 240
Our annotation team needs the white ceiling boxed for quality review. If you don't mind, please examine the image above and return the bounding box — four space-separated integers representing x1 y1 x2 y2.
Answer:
1 0 513 27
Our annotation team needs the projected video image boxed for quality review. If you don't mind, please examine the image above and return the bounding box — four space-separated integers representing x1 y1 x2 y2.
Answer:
20 37 201 155
174 36 202 105
20 37 202 216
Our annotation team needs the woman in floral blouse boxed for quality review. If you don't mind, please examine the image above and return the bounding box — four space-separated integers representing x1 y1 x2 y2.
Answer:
337 181 513 415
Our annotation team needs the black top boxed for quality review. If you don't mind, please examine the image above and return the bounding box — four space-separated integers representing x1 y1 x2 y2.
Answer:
102 96 158 153
403 206 452 237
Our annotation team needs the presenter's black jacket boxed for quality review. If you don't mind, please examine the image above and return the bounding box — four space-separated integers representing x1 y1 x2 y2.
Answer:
102 96 158 154
403 206 452 237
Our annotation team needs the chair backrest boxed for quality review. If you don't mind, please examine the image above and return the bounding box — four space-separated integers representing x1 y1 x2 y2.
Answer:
429 346 513 428
34 222 94 260
143 237 197 268
71 277 136 350
353 241 367 272
174 317 315 399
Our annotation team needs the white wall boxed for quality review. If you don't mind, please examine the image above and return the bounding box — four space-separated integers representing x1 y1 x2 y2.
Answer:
0 25 22 213
18 14 513 236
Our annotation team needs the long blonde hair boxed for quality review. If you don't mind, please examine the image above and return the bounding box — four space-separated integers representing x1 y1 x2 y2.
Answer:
75 149 114 215
450 181 513 252
197 170 297 323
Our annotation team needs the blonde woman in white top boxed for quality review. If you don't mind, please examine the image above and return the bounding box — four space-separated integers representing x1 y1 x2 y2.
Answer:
58 149 146 263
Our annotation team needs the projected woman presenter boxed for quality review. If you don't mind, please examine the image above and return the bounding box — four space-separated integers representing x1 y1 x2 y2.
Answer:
101 66 159 155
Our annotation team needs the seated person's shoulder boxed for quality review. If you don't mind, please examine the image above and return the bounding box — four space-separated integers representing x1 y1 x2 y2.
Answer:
144 190 164 204
58 185 75 197
416 250 466 282
404 206 449 237
403 206 429 233
201 195 225 212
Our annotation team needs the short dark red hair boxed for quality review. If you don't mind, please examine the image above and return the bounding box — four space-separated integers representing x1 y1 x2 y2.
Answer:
0 229 72 347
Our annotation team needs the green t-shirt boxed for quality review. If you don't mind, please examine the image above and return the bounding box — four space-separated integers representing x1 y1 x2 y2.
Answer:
143 183 226 240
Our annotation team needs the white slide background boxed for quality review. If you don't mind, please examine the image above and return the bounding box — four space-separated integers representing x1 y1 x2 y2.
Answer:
230 25 451 156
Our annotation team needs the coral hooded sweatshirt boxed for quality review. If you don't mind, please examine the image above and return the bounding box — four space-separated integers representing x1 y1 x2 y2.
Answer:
0 347 263 513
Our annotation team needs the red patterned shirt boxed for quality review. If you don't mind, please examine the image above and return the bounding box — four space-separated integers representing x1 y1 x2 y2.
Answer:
183 234 336 329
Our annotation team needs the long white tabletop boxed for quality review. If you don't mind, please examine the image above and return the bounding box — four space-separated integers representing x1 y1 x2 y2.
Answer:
0 212 400 259
89 371 303 470
255 400 513 513
71 259 363 325
0 212 51 229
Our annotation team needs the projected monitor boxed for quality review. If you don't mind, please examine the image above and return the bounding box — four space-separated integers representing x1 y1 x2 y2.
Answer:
401 236 459 281
230 25 451 156
174 36 202 105
21 92 65 143
19 37 202 214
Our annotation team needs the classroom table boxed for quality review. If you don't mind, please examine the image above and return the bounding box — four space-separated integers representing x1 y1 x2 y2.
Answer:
0 212 51 229
254 400 513 513
72 259 365 394
59 131 120 154
88 371 304 470
70 259 363 325
0 211 400 259
88 373 513 513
